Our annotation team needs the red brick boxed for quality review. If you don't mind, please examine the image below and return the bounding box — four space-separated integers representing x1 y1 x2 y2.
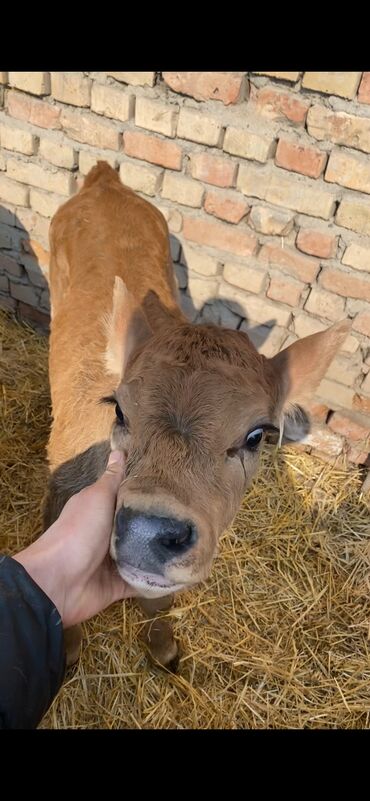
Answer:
7 158 73 196
22 238 50 270
302 425 344 457
7 90 61 129
347 445 369 464
223 261 266 294
307 105 370 154
302 72 361 99
61 107 120 150
190 153 237 187
135 98 178 137
108 72 155 87
305 287 345 321
224 127 276 162
319 267 370 303
358 72 370 104
162 72 245 105
0 295 16 312
0 174 29 206
328 411 370 444
275 139 327 178
353 309 370 337
255 71 300 82
342 243 370 272
51 72 91 106
162 173 203 207
306 401 330 424
325 149 370 194
152 203 183 234
296 229 337 259
267 274 304 306
259 243 320 282
326 353 363 387
17 302 49 329
178 108 222 146
340 334 359 355
0 252 22 277
183 216 258 258
229 292 291 328
253 86 309 124
90 83 134 122
204 190 249 223
336 197 370 236
248 205 294 235
0 275 9 294
266 170 337 219
243 323 289 356
0 206 15 226
353 394 370 415
123 131 182 170
120 162 162 196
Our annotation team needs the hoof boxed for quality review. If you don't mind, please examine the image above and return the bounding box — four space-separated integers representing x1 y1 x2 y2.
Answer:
166 650 180 674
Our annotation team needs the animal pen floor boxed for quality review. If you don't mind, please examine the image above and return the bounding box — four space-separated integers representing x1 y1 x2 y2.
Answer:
1 309 370 729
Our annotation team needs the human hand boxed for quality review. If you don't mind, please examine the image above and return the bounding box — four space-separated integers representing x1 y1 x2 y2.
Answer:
14 451 136 627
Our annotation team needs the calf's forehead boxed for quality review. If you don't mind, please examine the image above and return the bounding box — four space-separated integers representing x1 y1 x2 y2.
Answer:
118 356 278 438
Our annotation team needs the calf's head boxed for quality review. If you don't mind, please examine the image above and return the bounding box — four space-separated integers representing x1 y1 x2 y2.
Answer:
104 278 349 598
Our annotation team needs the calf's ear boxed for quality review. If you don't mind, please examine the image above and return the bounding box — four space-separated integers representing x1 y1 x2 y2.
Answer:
104 277 151 379
269 319 351 442
142 289 187 333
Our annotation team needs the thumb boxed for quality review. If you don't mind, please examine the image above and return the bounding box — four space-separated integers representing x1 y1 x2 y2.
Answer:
99 449 126 492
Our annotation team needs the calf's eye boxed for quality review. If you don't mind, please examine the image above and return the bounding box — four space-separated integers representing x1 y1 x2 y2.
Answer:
115 403 125 426
244 427 264 451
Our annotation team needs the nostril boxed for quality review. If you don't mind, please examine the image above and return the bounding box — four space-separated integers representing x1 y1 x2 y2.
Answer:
115 508 198 567
157 524 195 553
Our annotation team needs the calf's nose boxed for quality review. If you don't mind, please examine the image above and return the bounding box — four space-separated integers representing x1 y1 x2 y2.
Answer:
115 507 197 567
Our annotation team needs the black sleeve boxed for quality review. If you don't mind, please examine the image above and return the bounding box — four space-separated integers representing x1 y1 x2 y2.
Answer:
0 555 66 729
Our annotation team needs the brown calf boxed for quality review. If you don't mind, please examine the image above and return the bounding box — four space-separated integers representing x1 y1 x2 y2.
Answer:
45 162 350 670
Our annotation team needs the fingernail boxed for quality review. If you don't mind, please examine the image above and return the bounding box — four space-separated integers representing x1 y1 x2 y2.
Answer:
108 450 124 467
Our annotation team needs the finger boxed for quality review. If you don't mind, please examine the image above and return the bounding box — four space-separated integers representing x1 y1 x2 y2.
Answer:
107 449 125 473
96 449 126 493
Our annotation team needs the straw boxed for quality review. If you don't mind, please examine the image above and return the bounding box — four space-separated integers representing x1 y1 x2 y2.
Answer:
1 309 369 729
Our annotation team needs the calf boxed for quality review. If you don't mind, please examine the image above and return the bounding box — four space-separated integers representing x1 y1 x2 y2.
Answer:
45 162 349 670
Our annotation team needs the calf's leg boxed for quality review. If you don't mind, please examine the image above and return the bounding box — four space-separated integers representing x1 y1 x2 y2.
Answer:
138 594 179 672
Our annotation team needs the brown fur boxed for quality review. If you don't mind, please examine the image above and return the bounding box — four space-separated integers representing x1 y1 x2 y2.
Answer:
45 162 350 669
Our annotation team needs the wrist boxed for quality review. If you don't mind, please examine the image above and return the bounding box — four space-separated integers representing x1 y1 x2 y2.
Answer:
13 539 67 621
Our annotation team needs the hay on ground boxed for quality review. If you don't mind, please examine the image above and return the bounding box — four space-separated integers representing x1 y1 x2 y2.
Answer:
1 309 370 729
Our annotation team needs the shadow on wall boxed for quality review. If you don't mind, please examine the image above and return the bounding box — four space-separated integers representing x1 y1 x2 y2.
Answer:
173 233 276 351
0 205 276 353
0 204 50 331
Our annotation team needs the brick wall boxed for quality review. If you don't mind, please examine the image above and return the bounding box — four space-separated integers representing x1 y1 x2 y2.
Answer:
0 71 370 471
